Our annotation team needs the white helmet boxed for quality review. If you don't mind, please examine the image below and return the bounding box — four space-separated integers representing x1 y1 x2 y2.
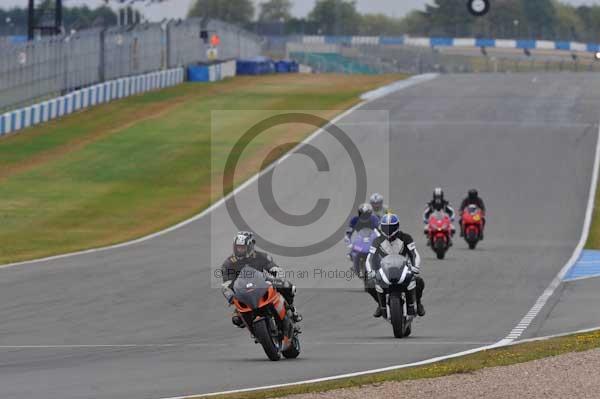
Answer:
369 193 384 213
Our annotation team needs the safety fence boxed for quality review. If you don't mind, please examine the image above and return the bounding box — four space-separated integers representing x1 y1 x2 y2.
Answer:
0 19 262 113
286 35 600 75
0 67 184 137
296 35 600 53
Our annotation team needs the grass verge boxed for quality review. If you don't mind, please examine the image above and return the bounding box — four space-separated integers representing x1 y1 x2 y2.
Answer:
0 73 405 264
586 168 600 248
193 329 600 399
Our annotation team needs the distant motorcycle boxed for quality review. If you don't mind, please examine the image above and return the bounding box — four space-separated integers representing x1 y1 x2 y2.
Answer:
231 266 301 361
461 204 484 250
375 254 416 338
426 211 453 259
349 227 378 280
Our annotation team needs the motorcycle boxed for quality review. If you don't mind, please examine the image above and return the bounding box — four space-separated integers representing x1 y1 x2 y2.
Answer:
348 227 378 280
230 266 301 361
375 254 416 338
426 211 454 259
461 204 484 250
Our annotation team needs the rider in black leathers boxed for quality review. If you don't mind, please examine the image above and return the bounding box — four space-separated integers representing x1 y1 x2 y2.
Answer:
459 189 486 238
423 187 456 222
220 231 301 327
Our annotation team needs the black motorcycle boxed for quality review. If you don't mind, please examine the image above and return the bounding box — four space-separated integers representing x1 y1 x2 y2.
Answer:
375 255 416 338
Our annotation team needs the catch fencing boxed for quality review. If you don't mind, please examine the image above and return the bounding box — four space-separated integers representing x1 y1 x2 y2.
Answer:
286 35 600 75
0 19 262 112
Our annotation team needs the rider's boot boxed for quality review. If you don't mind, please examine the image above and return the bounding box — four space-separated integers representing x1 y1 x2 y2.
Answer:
290 305 302 322
373 305 383 318
232 312 245 328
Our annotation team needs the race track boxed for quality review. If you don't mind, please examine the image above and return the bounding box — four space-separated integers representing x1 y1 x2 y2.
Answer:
0 73 599 399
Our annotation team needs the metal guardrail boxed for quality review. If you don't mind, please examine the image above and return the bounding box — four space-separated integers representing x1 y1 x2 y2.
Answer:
0 19 262 113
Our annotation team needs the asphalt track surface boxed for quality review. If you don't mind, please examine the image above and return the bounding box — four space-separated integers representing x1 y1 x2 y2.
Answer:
0 73 599 399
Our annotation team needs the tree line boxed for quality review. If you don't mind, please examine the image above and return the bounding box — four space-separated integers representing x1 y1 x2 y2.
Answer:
0 3 117 36
190 0 600 43
3 0 600 43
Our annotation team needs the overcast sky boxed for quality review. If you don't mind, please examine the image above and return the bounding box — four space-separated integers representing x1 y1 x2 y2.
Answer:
2 0 600 22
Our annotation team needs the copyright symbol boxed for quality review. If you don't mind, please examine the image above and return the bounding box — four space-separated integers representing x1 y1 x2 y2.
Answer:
223 113 367 257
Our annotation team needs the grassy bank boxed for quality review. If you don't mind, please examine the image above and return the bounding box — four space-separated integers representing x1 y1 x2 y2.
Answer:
194 329 600 399
0 73 404 264
586 169 600 248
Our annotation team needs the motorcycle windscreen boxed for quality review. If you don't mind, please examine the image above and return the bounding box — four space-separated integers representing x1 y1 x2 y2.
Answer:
353 228 375 252
467 204 479 214
378 255 412 288
431 210 447 220
232 266 269 309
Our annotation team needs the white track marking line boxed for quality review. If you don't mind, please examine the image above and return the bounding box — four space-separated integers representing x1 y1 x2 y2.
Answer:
563 273 600 282
0 340 492 349
0 74 439 270
497 122 600 345
160 326 600 399
337 120 594 128
157 119 600 399
0 344 227 349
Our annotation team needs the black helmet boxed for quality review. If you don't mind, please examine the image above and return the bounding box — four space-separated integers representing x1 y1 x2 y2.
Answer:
358 203 373 221
433 187 444 210
468 189 478 200
233 231 255 258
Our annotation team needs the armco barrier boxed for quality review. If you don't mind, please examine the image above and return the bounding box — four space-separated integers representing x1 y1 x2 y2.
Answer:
0 68 184 137
300 35 600 54
236 57 275 75
187 60 237 82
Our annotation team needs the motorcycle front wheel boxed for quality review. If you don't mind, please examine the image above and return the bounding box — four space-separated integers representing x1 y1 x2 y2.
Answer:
253 318 281 361
389 294 405 338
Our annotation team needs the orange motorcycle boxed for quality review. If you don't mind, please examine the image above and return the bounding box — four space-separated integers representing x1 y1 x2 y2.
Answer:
231 266 301 361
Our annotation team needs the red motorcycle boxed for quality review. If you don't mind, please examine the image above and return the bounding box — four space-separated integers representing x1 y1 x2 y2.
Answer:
461 204 484 250
426 211 454 259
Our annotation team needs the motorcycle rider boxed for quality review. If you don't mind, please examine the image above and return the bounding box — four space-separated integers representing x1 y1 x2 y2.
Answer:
459 189 486 239
369 193 389 221
345 203 380 245
423 187 456 243
365 213 426 318
220 231 302 328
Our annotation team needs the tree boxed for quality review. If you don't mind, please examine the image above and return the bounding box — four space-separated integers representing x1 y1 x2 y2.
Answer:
522 0 556 38
359 14 406 36
576 5 600 42
401 10 429 36
308 0 360 35
422 0 476 37
188 0 254 26
259 0 292 22
553 2 583 40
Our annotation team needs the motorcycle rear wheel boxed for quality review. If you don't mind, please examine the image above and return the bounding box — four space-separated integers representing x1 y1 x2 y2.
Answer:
254 318 281 361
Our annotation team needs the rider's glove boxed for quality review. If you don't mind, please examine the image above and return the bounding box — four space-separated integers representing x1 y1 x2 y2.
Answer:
367 270 376 280
221 282 235 304
222 288 235 304
270 266 284 279
344 236 351 246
